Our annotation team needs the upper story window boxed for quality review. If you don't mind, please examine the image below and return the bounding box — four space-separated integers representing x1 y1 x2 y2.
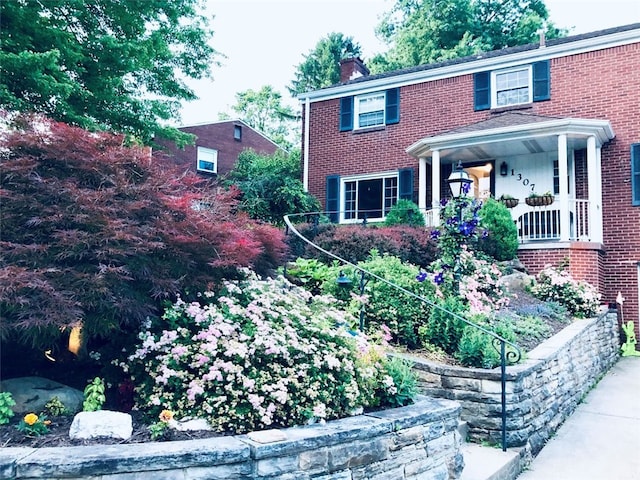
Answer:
474 60 550 111
196 146 217 174
234 125 242 141
339 88 400 132
355 92 386 128
493 66 532 107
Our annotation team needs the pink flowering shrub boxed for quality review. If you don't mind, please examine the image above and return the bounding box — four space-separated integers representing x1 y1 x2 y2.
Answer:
120 271 415 433
530 265 601 318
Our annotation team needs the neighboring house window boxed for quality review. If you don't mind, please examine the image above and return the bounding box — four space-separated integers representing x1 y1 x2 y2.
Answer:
474 60 550 111
632 143 640 206
196 146 217 174
234 125 242 141
325 168 413 223
339 88 400 131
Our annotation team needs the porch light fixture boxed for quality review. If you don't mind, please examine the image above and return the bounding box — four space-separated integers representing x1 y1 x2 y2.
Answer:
447 161 473 198
500 161 508 176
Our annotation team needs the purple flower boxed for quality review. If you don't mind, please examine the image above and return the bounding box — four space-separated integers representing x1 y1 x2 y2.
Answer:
482 229 489 238
434 272 445 285
416 271 428 283
430 229 440 240
440 198 449 207
459 221 475 236
462 182 471 194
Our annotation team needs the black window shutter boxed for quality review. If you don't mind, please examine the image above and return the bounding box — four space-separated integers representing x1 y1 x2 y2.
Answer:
533 60 550 102
632 144 640 206
339 97 354 131
398 168 414 200
385 88 400 124
474 71 490 111
326 175 340 222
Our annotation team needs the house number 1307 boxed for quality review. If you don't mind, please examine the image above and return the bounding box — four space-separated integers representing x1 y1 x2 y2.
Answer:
511 170 536 192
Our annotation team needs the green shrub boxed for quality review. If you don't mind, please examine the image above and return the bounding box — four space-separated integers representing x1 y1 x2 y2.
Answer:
419 296 467 354
121 271 415 433
455 319 516 369
477 199 518 261
384 200 425 227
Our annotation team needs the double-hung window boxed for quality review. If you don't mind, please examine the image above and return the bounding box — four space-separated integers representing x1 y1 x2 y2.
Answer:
196 146 218 174
341 173 398 222
355 92 385 129
492 66 532 108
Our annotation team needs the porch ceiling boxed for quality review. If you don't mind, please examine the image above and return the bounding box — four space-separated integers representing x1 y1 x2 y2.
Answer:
406 114 615 163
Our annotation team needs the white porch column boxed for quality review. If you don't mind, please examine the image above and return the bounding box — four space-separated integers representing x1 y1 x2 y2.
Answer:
558 134 570 242
587 136 604 242
419 157 427 211
431 150 441 227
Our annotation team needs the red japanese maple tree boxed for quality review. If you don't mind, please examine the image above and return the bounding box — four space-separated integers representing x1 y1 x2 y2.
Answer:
0 114 287 356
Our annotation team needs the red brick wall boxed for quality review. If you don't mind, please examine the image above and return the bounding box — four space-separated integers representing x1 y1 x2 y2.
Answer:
156 122 280 176
306 41 640 334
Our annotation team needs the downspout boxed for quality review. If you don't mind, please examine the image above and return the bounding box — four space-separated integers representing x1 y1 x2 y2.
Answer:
303 98 310 191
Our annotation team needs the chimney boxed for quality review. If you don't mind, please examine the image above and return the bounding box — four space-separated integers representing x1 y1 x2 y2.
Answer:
339 57 370 83
539 30 546 48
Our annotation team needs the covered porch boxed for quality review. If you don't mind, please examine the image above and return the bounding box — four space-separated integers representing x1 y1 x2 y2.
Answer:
406 113 615 245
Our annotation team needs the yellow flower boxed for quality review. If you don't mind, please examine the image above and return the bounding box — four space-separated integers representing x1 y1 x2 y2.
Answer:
159 410 173 422
24 413 38 426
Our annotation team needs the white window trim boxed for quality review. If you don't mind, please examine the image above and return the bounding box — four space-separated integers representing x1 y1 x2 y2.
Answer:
196 146 218 174
339 171 398 223
354 91 385 130
491 65 532 109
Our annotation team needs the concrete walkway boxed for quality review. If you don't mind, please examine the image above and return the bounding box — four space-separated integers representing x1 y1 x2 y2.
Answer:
517 356 640 480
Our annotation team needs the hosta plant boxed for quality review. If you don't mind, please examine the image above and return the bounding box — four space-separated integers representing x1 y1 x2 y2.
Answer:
120 271 415 434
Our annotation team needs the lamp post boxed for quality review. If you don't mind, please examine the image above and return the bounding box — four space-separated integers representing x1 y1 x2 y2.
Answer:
446 161 473 293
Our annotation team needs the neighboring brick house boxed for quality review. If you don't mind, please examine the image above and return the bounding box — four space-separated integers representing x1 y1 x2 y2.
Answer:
157 119 282 177
299 24 640 335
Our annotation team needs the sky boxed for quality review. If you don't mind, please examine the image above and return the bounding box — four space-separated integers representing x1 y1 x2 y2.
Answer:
177 0 640 126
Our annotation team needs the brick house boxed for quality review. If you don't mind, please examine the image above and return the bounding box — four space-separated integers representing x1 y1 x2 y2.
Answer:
299 24 640 335
157 119 282 177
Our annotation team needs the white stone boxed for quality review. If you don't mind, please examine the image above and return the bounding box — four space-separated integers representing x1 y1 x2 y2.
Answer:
169 417 213 432
247 429 287 443
69 410 132 440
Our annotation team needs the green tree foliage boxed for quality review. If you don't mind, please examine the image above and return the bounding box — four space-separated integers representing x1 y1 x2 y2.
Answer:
0 0 218 145
477 199 519 261
369 0 566 72
224 149 320 225
0 114 287 354
289 32 363 95
220 85 298 150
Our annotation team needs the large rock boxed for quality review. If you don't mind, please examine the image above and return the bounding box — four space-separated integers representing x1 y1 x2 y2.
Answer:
0 376 83 414
69 410 133 440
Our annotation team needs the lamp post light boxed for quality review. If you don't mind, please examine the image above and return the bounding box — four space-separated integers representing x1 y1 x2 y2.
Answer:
336 270 369 332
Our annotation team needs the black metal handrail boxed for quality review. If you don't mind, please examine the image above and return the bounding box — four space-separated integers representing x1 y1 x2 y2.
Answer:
283 211 522 451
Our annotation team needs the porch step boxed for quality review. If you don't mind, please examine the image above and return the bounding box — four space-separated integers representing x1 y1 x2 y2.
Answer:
459 443 524 480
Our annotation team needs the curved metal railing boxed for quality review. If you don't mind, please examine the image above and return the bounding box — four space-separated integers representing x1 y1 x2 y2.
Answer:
283 211 522 451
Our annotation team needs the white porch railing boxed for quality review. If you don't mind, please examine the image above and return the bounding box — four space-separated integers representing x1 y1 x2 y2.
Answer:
515 199 591 243
422 199 593 244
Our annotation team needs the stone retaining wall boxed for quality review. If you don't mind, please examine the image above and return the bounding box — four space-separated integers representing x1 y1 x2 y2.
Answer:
1 396 464 480
409 309 619 454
